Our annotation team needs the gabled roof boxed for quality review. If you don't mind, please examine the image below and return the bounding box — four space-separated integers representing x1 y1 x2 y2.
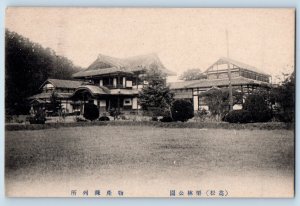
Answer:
87 54 125 70
40 79 83 89
168 76 271 90
71 85 111 97
123 53 169 73
167 80 200 89
73 53 176 78
206 57 271 76
72 67 133 78
28 92 73 100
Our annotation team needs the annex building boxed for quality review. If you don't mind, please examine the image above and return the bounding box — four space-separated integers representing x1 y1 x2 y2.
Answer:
169 57 272 111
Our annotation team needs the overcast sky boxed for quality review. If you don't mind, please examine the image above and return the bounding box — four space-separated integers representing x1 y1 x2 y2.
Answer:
6 8 295 82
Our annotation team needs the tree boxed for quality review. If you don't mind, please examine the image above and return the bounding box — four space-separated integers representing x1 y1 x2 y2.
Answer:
270 71 295 122
179 69 206 81
29 107 46 124
49 91 61 115
5 29 82 115
171 99 194 122
243 94 272 122
139 67 174 117
199 87 243 120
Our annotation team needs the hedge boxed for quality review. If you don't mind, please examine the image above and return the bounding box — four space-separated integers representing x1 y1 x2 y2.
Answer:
6 121 293 131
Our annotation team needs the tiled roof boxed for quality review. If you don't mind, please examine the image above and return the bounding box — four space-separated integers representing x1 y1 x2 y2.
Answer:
42 79 83 89
72 67 133 78
168 76 271 90
173 93 193 99
72 85 111 97
167 80 200 89
73 53 176 78
28 92 73 100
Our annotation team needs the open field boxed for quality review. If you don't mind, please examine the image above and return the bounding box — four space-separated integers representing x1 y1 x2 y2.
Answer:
5 125 294 197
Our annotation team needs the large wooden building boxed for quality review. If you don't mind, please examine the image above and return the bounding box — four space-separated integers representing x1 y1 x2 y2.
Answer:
29 53 175 114
169 57 272 111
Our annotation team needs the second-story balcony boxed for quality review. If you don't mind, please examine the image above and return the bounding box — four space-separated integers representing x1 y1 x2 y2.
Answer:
104 84 127 89
103 84 144 90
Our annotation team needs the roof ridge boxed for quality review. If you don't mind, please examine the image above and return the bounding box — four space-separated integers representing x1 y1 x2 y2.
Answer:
48 78 82 82
124 53 158 59
73 53 176 78
219 57 270 76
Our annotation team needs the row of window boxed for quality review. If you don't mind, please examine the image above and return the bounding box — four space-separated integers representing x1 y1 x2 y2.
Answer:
207 70 269 83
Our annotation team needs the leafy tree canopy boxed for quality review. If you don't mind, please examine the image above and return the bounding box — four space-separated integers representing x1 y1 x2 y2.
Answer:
139 67 174 117
179 68 207 81
199 87 243 119
5 29 82 115
270 71 295 122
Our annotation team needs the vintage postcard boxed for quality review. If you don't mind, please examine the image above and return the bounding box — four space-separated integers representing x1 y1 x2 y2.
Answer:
5 8 295 197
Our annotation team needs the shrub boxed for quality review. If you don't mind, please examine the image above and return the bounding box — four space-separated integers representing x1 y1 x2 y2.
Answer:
68 111 81 116
29 108 46 124
196 108 208 122
5 115 13 123
99 116 110 121
120 115 128 120
274 111 294 123
224 110 252 123
151 116 158 121
75 116 88 122
243 94 273 122
160 116 173 122
83 103 99 121
171 99 194 122
109 109 121 118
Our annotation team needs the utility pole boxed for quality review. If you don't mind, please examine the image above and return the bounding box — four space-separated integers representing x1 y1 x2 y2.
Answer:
226 29 233 111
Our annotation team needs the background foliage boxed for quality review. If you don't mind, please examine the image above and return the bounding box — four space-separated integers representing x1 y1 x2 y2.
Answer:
5 29 82 115
179 68 206 81
139 67 174 117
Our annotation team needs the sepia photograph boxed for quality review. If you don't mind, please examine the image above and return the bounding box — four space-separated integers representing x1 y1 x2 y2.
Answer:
5 8 295 197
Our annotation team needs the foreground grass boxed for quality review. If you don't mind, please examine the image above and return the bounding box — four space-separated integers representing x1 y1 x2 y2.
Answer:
5 126 294 197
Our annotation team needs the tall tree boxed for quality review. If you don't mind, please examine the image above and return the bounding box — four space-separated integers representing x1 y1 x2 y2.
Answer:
179 68 206 81
139 67 174 117
271 71 295 122
5 29 82 115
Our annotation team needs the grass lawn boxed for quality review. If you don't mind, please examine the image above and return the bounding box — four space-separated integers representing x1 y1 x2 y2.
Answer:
5 125 294 197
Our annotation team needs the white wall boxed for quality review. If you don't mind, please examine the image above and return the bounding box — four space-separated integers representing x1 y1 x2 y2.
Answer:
100 100 106 107
193 96 199 111
132 97 138 109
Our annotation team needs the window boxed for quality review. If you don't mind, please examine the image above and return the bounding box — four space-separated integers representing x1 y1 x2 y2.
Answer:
124 98 132 105
43 83 54 92
103 78 109 86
